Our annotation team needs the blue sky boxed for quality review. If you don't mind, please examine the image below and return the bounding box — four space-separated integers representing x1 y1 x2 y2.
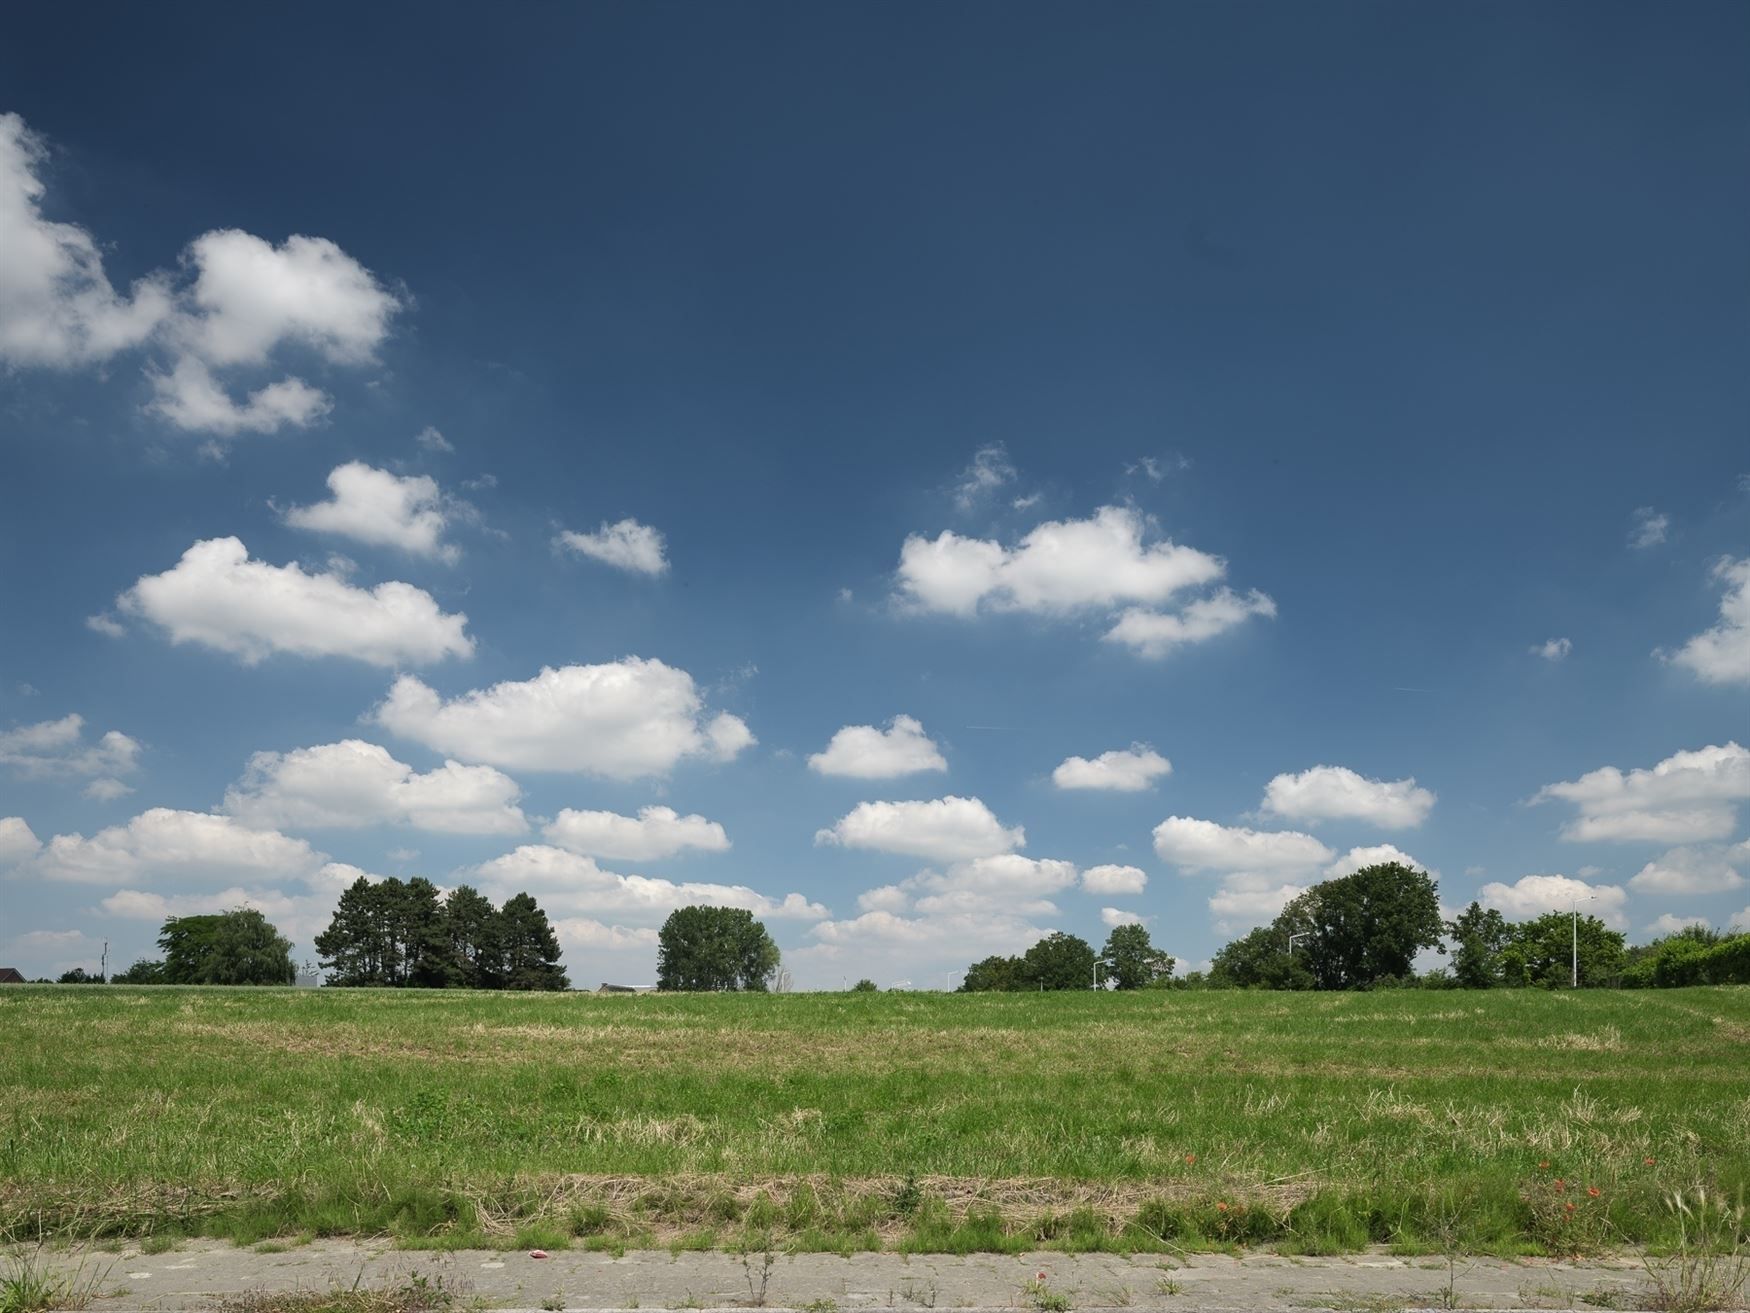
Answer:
1 1 1746 987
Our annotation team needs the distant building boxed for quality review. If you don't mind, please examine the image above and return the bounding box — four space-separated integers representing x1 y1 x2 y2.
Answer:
0 967 25 984
596 983 657 994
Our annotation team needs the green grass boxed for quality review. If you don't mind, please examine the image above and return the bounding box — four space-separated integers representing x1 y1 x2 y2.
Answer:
2 985 1747 1255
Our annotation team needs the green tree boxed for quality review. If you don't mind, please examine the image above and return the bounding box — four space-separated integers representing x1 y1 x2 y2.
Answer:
499 893 569 991
958 954 1024 991
1020 931 1097 990
1446 901 1512 988
441 884 504 989
395 877 453 987
655 905 780 991
315 877 398 986
1501 912 1625 988
1280 862 1443 990
1099 923 1175 989
159 914 225 984
110 958 165 984
57 966 101 983
1210 924 1313 990
204 909 296 985
851 978 879 992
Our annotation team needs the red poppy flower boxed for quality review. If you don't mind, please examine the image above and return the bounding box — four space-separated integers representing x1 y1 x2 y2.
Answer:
1564 1202 1576 1213
1554 1179 1565 1192
1184 1154 1197 1164
1216 1202 1229 1212
1587 1187 1600 1198
1538 1161 1550 1170
1644 1157 1656 1166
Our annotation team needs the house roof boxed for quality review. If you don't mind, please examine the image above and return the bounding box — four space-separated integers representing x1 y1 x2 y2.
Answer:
0 967 26 984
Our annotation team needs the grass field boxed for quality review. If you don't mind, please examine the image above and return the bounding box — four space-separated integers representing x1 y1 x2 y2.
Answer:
3 985 1748 1257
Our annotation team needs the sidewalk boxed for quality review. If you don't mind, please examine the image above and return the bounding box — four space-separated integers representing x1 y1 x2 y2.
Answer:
15 1240 1662 1312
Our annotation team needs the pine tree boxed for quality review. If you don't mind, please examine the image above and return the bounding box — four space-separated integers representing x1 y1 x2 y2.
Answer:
499 893 569 991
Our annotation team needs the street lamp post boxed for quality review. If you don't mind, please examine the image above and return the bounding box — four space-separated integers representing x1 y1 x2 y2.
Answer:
1287 932 1309 955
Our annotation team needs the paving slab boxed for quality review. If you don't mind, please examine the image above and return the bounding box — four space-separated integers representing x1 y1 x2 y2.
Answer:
8 1241 1665 1312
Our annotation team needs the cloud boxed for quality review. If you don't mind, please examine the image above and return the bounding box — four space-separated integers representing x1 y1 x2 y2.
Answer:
1081 864 1148 896
284 462 460 562
809 852 1078 969
1663 558 1750 688
553 918 661 952
1533 742 1749 843
953 444 1016 510
30 808 322 886
0 817 41 866
222 739 526 835
1101 907 1147 928
1209 873 1307 929
1103 589 1277 658
471 844 825 923
1261 766 1435 829
897 505 1225 618
1532 637 1573 662
0 114 400 436
1478 873 1629 929
0 713 140 780
815 796 1024 863
542 806 730 862
146 358 330 435
1629 507 1669 550
86 613 126 639
1152 816 1334 873
808 715 947 779
83 778 134 802
0 113 173 367
373 658 753 777
555 519 669 576
416 425 454 453
116 538 472 668
1323 844 1433 878
1644 913 1709 937
1052 745 1171 793
1628 844 1746 896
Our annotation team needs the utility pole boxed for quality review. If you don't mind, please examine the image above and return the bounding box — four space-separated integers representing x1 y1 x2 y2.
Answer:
100 939 108 982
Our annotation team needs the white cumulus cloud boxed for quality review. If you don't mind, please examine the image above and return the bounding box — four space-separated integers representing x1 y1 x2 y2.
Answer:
1323 844 1433 878
1101 907 1147 928
31 808 323 886
0 714 140 781
1644 913 1709 937
1052 745 1171 793
1628 844 1746 896
1533 742 1749 844
471 845 824 923
1261 765 1435 828
555 519 669 576
0 817 41 866
1209 873 1307 929
1104 589 1277 659
897 505 1225 617
542 806 730 862
1532 637 1573 662
284 462 460 562
1152 816 1334 873
222 739 526 835
116 538 472 667
808 715 947 779
1478 873 1629 929
815 796 1024 863
0 114 400 437
1663 558 1750 688
1629 507 1669 550
1081 864 1148 895
373 658 753 777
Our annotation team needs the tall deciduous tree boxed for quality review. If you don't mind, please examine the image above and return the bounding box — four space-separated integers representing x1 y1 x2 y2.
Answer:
159 910 294 985
1020 931 1097 990
1500 912 1625 988
1278 862 1443 990
656 905 779 991
958 954 1024 992
1099 923 1175 989
1446 902 1512 988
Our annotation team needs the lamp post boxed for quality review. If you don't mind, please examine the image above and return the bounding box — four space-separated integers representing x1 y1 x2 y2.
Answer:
1287 932 1309 955
1571 894 1596 988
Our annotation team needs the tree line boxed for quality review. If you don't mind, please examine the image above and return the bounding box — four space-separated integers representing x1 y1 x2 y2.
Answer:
954 861 1750 993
